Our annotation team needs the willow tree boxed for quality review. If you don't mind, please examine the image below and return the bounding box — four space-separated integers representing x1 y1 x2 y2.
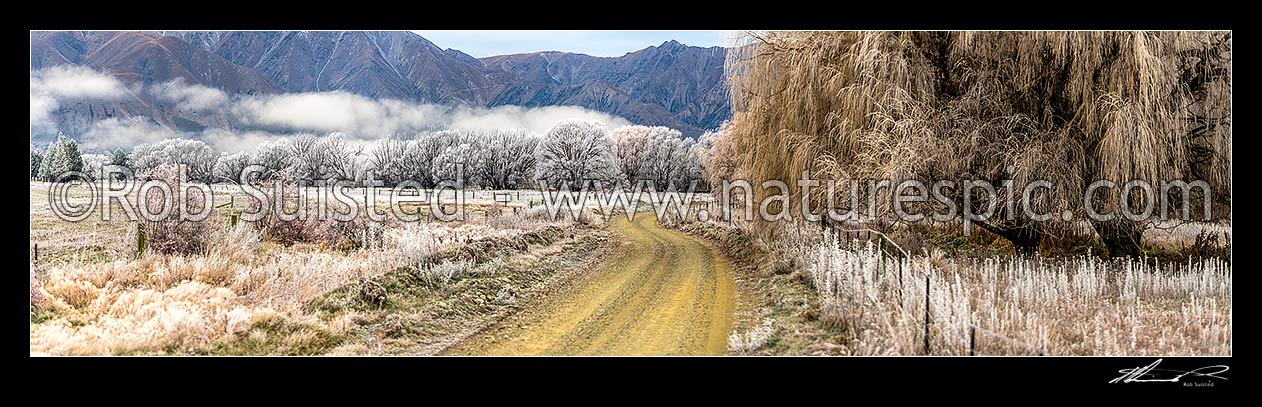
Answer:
724 31 1231 256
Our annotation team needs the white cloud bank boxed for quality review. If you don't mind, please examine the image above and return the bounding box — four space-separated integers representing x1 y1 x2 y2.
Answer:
31 65 128 99
32 68 636 152
80 118 183 151
150 78 228 111
235 91 631 137
448 105 632 134
30 66 128 131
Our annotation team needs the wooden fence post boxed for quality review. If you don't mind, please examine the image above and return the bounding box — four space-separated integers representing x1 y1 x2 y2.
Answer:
136 222 146 257
897 259 904 305
924 273 931 356
969 325 976 356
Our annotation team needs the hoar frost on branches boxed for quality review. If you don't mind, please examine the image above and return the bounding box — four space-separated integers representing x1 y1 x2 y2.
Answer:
40 120 702 192
129 138 216 183
432 142 477 187
37 134 83 181
534 119 621 190
214 151 251 184
611 125 706 191
467 129 540 190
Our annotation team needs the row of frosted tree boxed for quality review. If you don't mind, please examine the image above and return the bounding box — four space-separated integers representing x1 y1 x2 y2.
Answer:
32 119 722 192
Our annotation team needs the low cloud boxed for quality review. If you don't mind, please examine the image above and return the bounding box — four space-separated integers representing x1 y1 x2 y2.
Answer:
81 118 182 151
233 91 631 138
30 93 58 132
40 82 637 152
31 65 128 100
447 105 631 135
150 78 228 111
30 66 128 130
200 128 294 154
234 92 447 136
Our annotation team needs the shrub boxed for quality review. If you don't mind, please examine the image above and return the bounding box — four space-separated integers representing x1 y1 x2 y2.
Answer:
728 318 775 354
139 164 211 255
414 259 471 290
494 285 517 305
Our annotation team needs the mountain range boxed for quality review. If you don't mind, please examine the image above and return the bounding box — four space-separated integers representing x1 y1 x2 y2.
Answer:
30 31 730 141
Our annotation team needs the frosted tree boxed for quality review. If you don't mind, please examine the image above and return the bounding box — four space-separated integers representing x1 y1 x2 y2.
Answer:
287 133 327 184
672 138 706 191
321 134 366 183
213 151 251 184
468 129 540 190
610 125 695 190
535 119 620 190
415 130 461 187
129 138 216 183
507 134 542 189
369 138 410 186
30 150 42 179
250 138 293 180
61 136 82 175
432 142 479 187
106 148 130 180
610 125 667 184
81 153 109 181
645 131 693 191
37 140 60 180
697 121 736 189
369 136 440 187
38 134 84 181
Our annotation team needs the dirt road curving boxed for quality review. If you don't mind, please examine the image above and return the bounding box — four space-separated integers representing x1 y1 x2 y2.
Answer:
445 212 737 355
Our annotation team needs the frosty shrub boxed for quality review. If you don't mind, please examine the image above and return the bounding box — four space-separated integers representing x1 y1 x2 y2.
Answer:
139 163 212 255
415 259 471 289
213 151 251 184
728 318 776 354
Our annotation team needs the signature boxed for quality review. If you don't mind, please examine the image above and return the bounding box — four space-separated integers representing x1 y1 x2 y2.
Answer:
1110 359 1229 384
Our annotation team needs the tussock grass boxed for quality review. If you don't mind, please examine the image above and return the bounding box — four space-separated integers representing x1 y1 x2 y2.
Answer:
30 206 578 355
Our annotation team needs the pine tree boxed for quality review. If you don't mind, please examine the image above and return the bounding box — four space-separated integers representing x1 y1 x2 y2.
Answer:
61 137 83 173
30 150 42 180
37 137 62 181
37 133 84 180
107 148 130 180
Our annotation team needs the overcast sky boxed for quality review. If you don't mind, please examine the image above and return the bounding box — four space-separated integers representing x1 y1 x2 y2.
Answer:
413 31 738 58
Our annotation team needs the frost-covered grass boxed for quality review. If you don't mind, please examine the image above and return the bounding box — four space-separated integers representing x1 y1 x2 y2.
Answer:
29 186 579 355
728 318 776 354
799 234 1231 356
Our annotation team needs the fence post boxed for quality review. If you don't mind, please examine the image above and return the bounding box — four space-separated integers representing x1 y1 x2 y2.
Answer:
897 259 904 304
136 222 146 257
33 243 38 264
924 273 931 355
969 325 976 356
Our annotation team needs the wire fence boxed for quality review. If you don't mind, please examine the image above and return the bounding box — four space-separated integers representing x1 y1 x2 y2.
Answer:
969 324 1046 356
825 223 1049 356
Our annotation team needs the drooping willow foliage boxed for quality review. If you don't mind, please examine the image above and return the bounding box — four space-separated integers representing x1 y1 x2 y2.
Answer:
723 31 1230 255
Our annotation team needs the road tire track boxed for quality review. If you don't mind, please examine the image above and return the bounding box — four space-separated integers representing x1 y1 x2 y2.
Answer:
444 213 737 355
